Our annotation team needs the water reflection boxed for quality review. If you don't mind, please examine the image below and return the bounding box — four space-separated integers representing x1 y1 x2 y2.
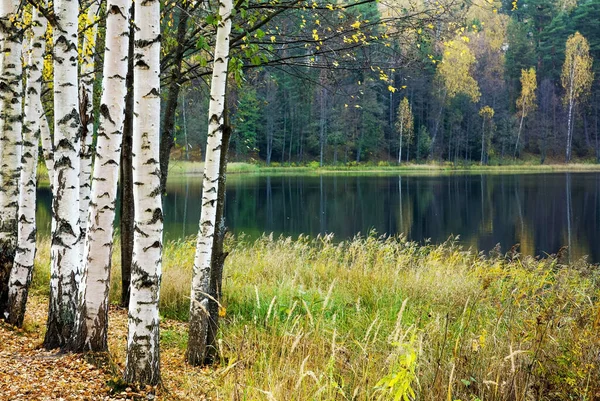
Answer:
36 172 600 263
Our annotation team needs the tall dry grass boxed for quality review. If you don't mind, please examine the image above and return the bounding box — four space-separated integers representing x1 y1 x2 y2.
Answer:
32 234 600 400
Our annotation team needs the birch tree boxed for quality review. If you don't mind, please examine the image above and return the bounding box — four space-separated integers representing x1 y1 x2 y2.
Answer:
187 0 233 366
395 97 413 165
479 106 494 165
514 67 537 158
432 39 480 153
79 0 101 246
561 32 593 163
124 0 163 384
44 0 82 349
0 0 23 317
73 0 130 352
6 7 47 326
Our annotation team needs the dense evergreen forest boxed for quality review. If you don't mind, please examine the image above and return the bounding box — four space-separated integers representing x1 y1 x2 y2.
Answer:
168 0 600 165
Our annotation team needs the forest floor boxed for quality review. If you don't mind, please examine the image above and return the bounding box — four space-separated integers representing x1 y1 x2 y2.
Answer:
0 295 212 401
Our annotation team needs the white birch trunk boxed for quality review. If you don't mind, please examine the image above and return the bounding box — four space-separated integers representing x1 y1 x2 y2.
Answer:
186 0 233 366
514 98 526 159
6 8 47 326
0 0 23 316
79 0 101 251
39 99 54 184
480 119 486 165
73 0 130 352
44 0 82 350
566 63 576 163
398 118 403 165
124 0 163 384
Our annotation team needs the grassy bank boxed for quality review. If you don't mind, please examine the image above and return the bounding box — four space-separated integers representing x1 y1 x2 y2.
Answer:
36 160 600 187
168 160 600 177
29 234 600 400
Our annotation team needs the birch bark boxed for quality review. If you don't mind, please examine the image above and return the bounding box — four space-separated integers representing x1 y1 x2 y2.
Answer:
0 0 23 316
124 0 163 384
44 0 82 350
73 0 130 352
6 8 47 326
187 0 233 366
79 0 101 249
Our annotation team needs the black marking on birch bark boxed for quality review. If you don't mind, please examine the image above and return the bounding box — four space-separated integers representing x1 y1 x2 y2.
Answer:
55 35 77 53
110 74 127 81
143 241 161 252
57 108 80 126
148 208 163 224
148 186 162 198
135 60 150 70
101 159 119 167
54 154 74 168
134 225 150 238
99 103 115 124
108 4 126 17
145 88 160 98
135 34 161 48
127 310 143 325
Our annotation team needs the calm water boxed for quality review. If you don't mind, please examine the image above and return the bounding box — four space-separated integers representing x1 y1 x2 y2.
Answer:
37 172 600 263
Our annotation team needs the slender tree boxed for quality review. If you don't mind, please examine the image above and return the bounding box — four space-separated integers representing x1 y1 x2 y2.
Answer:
79 0 102 251
187 0 233 366
124 0 163 384
561 31 593 163
479 106 495 165
0 0 23 317
396 97 414 164
73 0 130 352
6 6 47 326
514 67 537 158
44 0 82 350
119 2 135 307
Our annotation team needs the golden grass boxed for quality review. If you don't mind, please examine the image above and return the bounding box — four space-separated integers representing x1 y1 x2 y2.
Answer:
30 235 600 400
166 160 600 178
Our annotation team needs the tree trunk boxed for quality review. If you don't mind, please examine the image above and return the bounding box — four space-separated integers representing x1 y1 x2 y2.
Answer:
480 119 486 166
159 9 189 195
79 0 102 252
319 86 327 167
265 76 274 166
187 0 232 366
514 98 526 158
398 118 403 165
429 89 447 159
72 0 130 352
0 0 23 317
204 121 231 365
5 8 46 326
120 3 135 307
44 0 82 350
566 64 576 163
124 0 163 385
566 97 574 163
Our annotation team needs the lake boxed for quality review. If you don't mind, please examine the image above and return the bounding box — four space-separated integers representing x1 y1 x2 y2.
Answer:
36 172 600 263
